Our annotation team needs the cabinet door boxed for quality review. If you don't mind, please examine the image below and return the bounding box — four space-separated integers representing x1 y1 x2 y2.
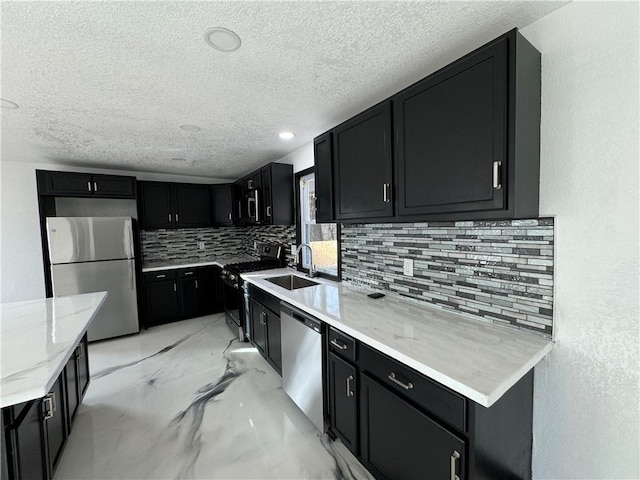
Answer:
261 166 272 224
43 376 67 475
8 400 47 480
360 374 465 480
92 175 135 198
76 335 90 400
250 302 267 355
265 310 281 373
138 182 173 229
211 185 235 225
314 132 334 222
43 172 94 196
65 354 79 427
179 273 200 319
145 279 180 326
173 185 212 228
333 101 393 220
328 352 358 454
395 39 506 216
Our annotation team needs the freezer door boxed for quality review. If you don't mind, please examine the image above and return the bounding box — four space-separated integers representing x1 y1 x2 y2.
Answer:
51 259 139 341
47 217 134 263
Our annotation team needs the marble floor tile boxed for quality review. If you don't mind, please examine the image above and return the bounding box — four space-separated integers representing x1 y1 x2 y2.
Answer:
55 314 374 480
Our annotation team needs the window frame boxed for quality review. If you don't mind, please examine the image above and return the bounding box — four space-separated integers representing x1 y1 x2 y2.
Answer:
294 167 341 281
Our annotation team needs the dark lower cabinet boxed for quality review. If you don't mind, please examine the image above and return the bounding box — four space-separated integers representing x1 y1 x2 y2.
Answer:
66 335 89 428
328 352 358 454
143 266 222 327
249 292 282 374
43 377 67 475
360 373 465 480
3 399 47 479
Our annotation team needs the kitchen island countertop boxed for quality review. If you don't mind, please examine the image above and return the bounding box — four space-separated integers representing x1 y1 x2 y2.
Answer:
242 269 553 408
0 292 107 408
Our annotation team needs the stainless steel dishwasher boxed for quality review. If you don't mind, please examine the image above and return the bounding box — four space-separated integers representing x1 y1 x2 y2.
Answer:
280 302 324 432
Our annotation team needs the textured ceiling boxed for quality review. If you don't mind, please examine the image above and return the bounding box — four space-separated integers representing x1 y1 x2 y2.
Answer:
0 1 567 179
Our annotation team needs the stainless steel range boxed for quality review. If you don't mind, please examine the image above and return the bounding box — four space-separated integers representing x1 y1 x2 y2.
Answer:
220 243 284 340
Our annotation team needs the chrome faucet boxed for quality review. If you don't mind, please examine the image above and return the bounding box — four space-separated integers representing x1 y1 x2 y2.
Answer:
294 243 316 278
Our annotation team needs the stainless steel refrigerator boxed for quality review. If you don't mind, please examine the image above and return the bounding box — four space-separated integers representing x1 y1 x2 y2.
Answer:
46 216 140 341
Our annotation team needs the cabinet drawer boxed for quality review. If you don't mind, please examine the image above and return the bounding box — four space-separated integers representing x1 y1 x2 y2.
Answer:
179 268 199 278
328 327 356 362
360 344 466 432
144 270 177 282
248 284 280 316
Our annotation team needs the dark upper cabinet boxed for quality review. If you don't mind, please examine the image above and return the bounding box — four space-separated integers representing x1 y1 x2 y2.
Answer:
314 132 334 223
360 373 466 480
36 170 136 198
261 163 293 225
328 352 358 455
333 101 394 220
242 171 262 193
211 184 235 225
173 184 211 228
138 182 173 229
138 182 211 229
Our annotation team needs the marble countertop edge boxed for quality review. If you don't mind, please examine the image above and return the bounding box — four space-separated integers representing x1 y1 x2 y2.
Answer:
141 255 258 272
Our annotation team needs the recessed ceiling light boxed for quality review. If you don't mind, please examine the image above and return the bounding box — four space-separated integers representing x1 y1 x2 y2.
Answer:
180 124 201 132
1 98 19 109
279 131 295 140
204 27 241 52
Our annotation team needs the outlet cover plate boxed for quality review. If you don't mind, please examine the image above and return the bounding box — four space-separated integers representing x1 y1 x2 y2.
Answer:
403 258 414 276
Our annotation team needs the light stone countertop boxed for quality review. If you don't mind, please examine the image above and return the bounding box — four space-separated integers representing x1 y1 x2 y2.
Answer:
242 268 553 408
141 255 257 272
0 292 108 408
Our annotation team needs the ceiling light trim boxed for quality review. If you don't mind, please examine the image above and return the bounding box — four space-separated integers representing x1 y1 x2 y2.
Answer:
179 124 201 132
204 27 241 52
1 98 19 109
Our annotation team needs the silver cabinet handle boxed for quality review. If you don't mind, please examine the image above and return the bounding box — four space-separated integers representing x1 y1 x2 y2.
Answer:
248 179 253 189
383 183 387 202
195 280 198 288
94 181 98 192
266 206 271 217
254 190 260 222
87 181 92 192
184 271 194 276
168 213 172 222
260 311 267 325
156 274 166 279
450 450 461 480
346 375 354 397
76 342 84 359
43 394 54 420
173 283 177 292
388 372 414 390
175 213 179 223
330 339 348 350
493 161 502 189
228 212 232 221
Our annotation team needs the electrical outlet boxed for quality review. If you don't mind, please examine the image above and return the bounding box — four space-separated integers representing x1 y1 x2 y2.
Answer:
403 258 414 276
291 244 296 255
198 242 205 250
254 241 257 250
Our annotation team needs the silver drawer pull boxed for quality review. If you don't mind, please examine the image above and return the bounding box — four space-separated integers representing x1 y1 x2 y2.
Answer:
346 375 354 397
330 339 348 350
184 271 194 276
43 393 56 420
87 181 92 192
156 274 166 278
388 372 414 390
94 181 98 192
450 450 461 480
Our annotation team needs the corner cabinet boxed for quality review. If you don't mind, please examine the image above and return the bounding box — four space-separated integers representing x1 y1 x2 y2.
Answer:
138 182 211 229
394 30 540 220
332 101 394 221
211 184 236 225
314 132 334 222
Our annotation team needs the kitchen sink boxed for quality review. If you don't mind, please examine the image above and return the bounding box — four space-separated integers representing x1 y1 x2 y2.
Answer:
265 274 319 290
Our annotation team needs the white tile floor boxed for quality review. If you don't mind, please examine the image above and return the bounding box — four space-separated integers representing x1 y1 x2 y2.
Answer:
54 314 373 480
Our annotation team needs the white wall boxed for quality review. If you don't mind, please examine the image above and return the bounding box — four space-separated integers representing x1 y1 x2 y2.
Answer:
273 142 314 173
521 2 639 478
0 161 226 303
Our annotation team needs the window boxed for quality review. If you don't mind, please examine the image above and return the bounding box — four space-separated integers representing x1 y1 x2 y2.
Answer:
296 168 339 279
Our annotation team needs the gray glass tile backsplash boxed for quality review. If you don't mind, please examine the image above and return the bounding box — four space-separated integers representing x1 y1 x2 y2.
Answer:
341 218 554 336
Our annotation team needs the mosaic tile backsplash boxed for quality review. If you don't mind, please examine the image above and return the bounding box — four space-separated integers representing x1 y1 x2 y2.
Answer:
341 219 554 336
140 225 296 265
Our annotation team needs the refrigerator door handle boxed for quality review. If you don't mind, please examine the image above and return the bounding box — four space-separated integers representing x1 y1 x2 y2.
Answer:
129 260 135 290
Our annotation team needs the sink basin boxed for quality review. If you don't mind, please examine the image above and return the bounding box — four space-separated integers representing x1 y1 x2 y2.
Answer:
265 274 319 290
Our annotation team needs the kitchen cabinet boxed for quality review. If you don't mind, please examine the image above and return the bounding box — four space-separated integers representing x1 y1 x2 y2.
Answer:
143 266 222 327
138 182 212 229
332 101 393 221
211 184 236 225
2 399 47 479
239 163 293 225
394 29 540 220
43 377 67 475
328 352 358 454
36 170 136 198
360 373 465 480
64 335 88 428
314 132 334 222
248 286 283 374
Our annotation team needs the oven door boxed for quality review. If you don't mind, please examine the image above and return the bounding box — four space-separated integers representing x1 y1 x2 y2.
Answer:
222 278 240 326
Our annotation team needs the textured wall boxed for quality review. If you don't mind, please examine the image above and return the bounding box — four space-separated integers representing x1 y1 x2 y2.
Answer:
522 3 640 478
342 219 554 336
